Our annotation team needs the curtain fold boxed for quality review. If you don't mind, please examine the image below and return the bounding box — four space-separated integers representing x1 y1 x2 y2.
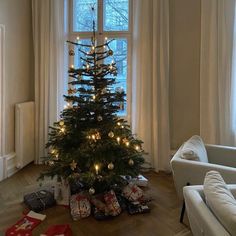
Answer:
32 0 67 163
132 0 170 171
200 0 236 146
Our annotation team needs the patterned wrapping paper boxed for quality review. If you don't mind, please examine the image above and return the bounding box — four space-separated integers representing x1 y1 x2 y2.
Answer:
23 190 56 212
70 194 91 220
104 190 121 216
122 183 143 202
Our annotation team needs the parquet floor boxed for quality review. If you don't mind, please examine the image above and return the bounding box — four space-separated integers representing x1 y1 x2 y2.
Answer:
0 164 192 236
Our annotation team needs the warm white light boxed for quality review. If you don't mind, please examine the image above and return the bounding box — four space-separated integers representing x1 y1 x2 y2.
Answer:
92 95 96 100
135 145 140 151
92 134 96 140
117 137 121 143
76 36 80 41
105 37 108 41
117 122 121 126
92 46 95 50
121 125 124 129
126 141 130 147
60 127 66 133
95 164 99 174
51 149 56 154
70 64 74 69
86 64 90 70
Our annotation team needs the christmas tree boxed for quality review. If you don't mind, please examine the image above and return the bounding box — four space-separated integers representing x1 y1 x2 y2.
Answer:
40 20 145 194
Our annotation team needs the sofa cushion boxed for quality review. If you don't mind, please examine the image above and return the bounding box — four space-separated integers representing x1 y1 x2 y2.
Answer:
180 135 208 162
204 171 236 235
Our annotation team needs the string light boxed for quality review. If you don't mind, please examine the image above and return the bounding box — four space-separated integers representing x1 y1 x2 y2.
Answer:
60 127 66 133
105 37 108 42
121 125 124 129
70 64 74 69
86 64 90 70
92 134 96 140
117 137 121 143
51 149 56 154
95 164 99 174
76 36 80 41
135 145 140 151
92 95 96 100
117 122 121 126
125 141 130 147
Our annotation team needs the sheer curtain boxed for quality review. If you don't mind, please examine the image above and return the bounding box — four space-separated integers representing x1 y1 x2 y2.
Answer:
132 0 170 171
200 0 236 146
32 0 67 163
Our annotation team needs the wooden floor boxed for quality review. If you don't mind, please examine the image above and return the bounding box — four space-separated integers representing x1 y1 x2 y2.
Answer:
0 164 192 236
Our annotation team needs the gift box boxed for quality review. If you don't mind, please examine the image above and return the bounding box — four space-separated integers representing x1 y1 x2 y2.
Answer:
41 224 72 236
24 190 56 212
122 183 143 202
70 194 91 220
54 179 70 206
104 190 121 216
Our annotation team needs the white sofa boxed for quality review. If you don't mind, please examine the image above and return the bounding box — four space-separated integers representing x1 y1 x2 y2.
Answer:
171 143 236 199
183 185 236 236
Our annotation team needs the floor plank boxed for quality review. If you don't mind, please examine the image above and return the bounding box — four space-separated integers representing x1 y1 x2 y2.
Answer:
0 164 192 236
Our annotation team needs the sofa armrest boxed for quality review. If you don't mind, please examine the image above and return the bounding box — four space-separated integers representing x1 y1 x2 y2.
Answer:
205 144 236 167
183 186 231 236
171 158 236 199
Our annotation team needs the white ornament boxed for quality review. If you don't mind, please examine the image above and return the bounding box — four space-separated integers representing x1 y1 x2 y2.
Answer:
89 187 95 195
128 159 134 166
108 162 114 170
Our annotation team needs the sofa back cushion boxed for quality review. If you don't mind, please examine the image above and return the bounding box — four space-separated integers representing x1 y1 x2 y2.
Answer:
180 135 208 162
204 171 236 235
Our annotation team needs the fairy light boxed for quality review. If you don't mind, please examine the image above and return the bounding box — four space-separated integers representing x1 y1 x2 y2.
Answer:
92 95 96 100
105 37 108 42
117 122 121 126
92 134 96 140
76 36 80 41
60 127 66 133
121 125 124 129
135 145 140 151
126 141 130 147
117 137 121 143
51 149 56 154
86 64 90 70
95 164 99 174
70 64 74 69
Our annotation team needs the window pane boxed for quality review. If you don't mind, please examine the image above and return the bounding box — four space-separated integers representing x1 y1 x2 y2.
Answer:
73 0 98 32
103 0 129 31
105 38 128 116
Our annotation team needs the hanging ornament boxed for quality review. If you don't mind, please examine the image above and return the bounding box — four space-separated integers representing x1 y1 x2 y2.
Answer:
107 49 113 56
89 187 95 195
70 160 77 171
108 131 114 138
128 159 134 166
108 162 114 170
97 115 103 122
97 175 103 181
59 120 64 126
69 49 75 56
48 160 55 166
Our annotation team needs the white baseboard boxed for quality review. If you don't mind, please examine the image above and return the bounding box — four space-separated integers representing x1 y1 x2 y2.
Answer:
0 152 17 181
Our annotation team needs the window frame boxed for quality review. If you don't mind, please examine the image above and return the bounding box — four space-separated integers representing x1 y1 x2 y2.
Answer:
68 0 133 121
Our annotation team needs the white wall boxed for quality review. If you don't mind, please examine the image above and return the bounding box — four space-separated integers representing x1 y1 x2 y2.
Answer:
0 0 34 178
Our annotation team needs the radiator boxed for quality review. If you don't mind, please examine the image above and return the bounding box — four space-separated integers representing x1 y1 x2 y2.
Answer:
15 101 35 169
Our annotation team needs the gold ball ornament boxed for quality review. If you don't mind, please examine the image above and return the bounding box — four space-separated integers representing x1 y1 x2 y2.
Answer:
128 159 134 166
59 120 64 126
108 162 114 170
69 49 75 56
89 187 95 195
108 131 114 138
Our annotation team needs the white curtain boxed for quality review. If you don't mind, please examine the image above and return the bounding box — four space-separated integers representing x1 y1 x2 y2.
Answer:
132 0 170 171
32 0 67 163
200 0 236 146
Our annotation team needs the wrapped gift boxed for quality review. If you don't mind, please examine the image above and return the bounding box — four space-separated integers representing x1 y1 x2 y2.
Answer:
122 183 143 202
104 190 121 216
41 224 72 236
70 194 91 220
126 201 151 215
54 179 70 206
131 175 148 187
24 190 56 212
91 194 108 213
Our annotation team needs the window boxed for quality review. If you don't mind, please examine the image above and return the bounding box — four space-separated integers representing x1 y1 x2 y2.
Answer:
68 0 132 117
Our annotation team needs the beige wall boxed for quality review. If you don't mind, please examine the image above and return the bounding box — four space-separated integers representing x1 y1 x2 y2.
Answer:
0 0 34 154
169 0 201 149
